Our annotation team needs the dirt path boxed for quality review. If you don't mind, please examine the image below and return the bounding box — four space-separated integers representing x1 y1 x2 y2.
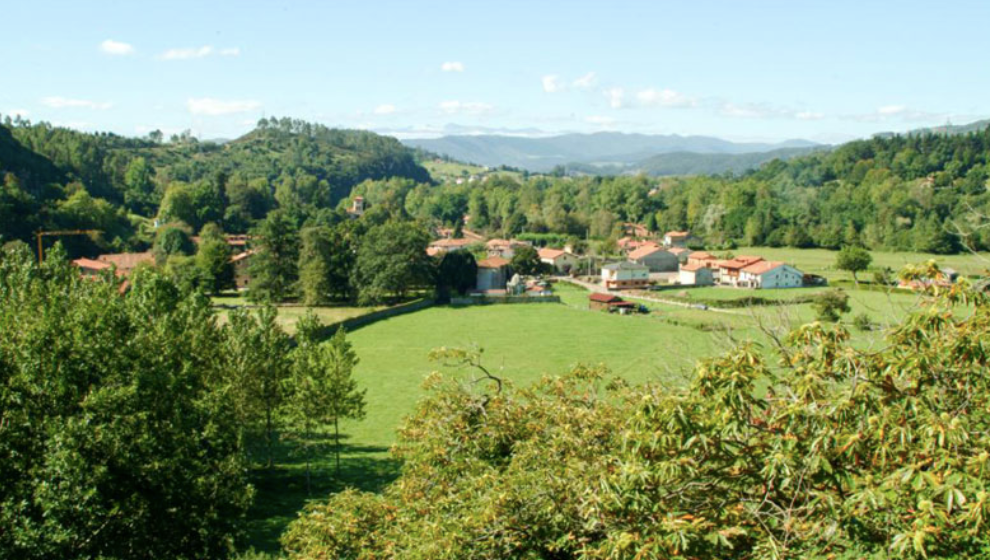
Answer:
555 277 744 316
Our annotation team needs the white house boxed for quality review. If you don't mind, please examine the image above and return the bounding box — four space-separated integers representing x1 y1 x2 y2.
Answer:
627 244 679 272
538 248 580 274
678 263 714 286
602 261 650 290
739 261 804 289
476 257 511 291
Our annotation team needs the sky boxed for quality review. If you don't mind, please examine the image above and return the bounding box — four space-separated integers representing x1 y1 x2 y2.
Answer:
3 0 989 144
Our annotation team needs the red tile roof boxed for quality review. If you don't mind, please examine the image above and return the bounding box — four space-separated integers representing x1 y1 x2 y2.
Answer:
431 238 474 248
688 251 716 260
741 260 786 275
665 230 690 238
668 247 690 255
717 256 764 270
589 292 623 303
97 251 154 272
680 263 708 272
477 256 510 268
538 248 567 260
73 258 112 271
627 243 665 260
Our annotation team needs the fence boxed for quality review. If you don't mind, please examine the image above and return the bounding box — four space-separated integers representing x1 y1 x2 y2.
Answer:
449 295 561 306
322 298 435 335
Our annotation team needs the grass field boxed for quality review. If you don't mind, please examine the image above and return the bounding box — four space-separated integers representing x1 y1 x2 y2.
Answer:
734 246 990 281
211 294 386 334
240 247 971 553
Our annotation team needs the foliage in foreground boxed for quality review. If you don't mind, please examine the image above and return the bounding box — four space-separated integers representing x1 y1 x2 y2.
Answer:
0 245 252 559
283 265 990 559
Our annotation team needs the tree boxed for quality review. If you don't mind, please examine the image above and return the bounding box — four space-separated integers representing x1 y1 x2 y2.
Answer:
0 248 251 560
836 245 872 285
225 305 293 467
195 223 234 294
123 156 155 213
509 244 545 276
153 223 194 265
812 288 851 322
435 250 478 301
298 226 334 306
248 209 300 302
285 322 366 479
353 220 430 305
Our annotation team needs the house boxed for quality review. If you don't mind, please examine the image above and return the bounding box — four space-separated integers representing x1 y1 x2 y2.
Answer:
191 234 252 249
346 196 365 218
687 251 718 268
667 246 691 264
588 292 637 312
627 244 678 272
538 248 581 274
663 230 695 248
679 263 715 286
715 256 764 287
486 238 530 259
231 250 256 290
97 251 155 277
617 236 653 253
428 238 474 255
739 261 804 289
898 267 959 291
73 257 113 276
434 226 484 242
601 261 650 290
621 222 652 238
476 257 511 291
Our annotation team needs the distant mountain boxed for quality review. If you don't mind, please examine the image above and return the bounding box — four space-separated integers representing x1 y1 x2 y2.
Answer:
875 118 990 139
560 146 824 177
402 132 821 173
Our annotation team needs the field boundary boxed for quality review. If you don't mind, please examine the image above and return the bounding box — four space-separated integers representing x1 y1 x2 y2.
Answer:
449 295 561 306
326 298 435 334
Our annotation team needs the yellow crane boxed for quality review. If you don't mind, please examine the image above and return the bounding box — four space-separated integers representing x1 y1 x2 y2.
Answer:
35 230 102 264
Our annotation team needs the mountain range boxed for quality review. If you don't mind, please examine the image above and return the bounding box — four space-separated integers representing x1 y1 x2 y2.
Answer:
402 132 823 175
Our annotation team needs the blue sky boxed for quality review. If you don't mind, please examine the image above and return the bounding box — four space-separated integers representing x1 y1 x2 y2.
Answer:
2 0 988 143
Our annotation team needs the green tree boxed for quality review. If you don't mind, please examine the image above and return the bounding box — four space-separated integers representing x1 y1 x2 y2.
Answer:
353 220 430 305
195 223 234 294
836 245 872 285
153 223 194 265
0 248 251 560
225 305 293 467
298 226 334 306
123 156 155 213
509 244 545 276
435 250 478 301
812 288 851 322
248 209 300 302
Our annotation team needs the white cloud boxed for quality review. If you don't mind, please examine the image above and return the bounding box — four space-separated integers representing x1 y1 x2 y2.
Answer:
42 96 112 110
441 61 465 72
572 72 597 89
100 39 134 56
636 88 697 108
542 74 563 93
604 87 625 109
585 115 615 127
796 111 825 121
160 45 240 60
438 100 494 115
187 98 261 116
373 104 397 115
878 104 907 116
5 108 30 118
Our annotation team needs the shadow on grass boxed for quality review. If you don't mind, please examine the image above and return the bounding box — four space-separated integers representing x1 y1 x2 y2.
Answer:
240 434 401 554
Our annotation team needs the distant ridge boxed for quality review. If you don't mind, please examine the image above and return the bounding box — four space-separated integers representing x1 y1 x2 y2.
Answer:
875 118 990 139
402 131 821 175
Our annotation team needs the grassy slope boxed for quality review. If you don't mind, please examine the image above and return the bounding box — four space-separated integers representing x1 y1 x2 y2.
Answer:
735 246 990 281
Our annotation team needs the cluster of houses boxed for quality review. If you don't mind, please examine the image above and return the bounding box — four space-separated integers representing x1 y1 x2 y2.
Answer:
601 229 809 291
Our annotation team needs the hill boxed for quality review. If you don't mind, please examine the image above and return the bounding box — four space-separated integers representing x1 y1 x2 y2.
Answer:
565 146 822 176
401 131 820 172
0 117 430 253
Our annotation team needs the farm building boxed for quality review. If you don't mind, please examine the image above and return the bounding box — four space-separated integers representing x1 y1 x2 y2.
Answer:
667 246 691 264
627 244 678 272
486 238 530 259
538 248 581 274
621 222 652 238
678 263 714 286
601 261 649 290
476 257 511 291
738 261 804 289
428 238 474 255
617 236 654 253
588 292 637 312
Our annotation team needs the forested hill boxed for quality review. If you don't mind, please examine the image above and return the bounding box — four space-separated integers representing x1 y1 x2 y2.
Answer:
0 117 429 253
